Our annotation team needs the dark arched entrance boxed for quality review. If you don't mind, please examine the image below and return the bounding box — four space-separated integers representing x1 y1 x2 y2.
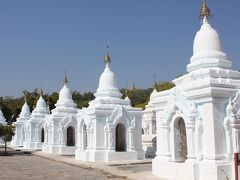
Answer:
174 117 188 162
41 128 44 142
67 126 75 146
115 123 126 152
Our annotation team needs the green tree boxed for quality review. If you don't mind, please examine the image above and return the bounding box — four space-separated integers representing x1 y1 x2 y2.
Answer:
0 124 15 155
46 92 59 111
155 82 175 92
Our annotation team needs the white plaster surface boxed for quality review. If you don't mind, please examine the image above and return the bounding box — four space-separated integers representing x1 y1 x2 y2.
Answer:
42 80 78 155
151 16 240 180
11 101 31 147
75 60 144 162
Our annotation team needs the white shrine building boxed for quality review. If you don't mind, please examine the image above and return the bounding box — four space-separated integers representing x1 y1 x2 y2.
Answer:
11 97 31 147
42 76 78 154
142 86 157 158
0 109 7 126
24 90 49 149
0 109 7 145
152 2 240 180
75 50 144 162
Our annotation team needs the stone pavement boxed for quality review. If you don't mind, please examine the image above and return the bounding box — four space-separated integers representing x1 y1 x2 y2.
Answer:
0 146 161 180
0 147 124 180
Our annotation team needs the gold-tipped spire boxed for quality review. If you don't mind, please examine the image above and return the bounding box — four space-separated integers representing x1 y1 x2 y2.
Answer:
200 0 211 19
64 75 68 84
104 46 111 64
64 69 68 85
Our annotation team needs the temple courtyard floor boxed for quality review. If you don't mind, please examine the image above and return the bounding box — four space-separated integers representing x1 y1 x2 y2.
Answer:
0 146 160 180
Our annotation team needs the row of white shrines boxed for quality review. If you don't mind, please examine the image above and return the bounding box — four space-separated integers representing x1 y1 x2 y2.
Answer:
8 61 153 161
2 2 240 180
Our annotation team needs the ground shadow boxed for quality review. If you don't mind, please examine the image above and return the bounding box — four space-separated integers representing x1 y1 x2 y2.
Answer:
0 146 32 156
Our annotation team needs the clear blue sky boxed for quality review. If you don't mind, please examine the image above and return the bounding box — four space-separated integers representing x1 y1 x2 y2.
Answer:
0 1 239 97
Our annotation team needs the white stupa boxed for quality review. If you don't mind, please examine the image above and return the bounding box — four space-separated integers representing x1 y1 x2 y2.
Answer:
11 96 31 147
42 76 78 154
0 109 7 145
24 90 49 149
0 109 7 125
152 2 240 180
75 48 144 162
142 86 157 158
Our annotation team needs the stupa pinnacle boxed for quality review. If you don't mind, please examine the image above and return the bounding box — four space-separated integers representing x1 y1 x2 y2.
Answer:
200 0 211 19
104 46 111 64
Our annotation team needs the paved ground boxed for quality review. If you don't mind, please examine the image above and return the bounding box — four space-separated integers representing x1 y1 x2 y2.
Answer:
0 147 125 180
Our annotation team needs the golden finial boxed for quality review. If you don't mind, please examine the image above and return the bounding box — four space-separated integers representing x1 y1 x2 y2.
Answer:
64 69 68 84
200 0 211 19
104 46 111 64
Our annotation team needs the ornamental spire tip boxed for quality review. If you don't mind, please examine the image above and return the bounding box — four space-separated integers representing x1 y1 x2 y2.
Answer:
200 0 211 19
104 46 111 64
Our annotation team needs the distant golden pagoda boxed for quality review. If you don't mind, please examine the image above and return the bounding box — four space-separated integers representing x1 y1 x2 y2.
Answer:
131 81 137 91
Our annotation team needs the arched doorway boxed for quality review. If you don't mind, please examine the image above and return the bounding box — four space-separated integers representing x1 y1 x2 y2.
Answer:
67 126 75 146
115 123 126 152
174 117 188 162
41 128 44 142
83 124 87 150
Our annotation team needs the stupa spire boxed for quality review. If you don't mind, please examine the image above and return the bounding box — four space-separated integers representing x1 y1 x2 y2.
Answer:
23 90 28 103
64 70 69 85
200 0 211 20
40 88 43 97
104 46 111 64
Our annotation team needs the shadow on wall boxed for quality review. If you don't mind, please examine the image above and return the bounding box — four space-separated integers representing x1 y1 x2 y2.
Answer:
145 136 156 159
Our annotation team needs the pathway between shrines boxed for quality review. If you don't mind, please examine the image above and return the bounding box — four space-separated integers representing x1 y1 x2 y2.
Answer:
0 146 125 180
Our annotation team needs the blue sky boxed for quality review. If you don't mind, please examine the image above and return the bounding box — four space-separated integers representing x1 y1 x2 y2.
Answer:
0 1 239 97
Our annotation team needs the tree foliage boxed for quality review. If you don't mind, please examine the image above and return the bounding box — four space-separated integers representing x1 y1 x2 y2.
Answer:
0 124 15 155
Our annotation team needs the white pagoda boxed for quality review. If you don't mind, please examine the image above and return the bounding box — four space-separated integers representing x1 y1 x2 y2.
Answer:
152 1 240 180
142 87 157 158
0 109 7 125
42 76 78 154
24 90 49 149
75 49 144 162
0 109 7 145
11 97 31 147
